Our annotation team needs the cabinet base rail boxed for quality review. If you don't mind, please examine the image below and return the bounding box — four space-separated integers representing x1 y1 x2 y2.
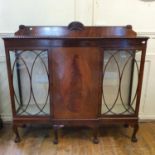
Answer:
13 118 139 144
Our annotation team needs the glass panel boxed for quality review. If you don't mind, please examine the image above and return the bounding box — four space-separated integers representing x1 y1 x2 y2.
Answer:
10 50 50 116
102 50 141 115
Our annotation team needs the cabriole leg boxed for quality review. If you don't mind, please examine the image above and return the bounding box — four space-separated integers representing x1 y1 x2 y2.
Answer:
92 127 99 144
131 123 139 142
13 124 21 143
53 125 59 144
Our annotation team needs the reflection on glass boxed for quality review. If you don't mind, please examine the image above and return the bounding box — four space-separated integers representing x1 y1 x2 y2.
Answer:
10 50 50 116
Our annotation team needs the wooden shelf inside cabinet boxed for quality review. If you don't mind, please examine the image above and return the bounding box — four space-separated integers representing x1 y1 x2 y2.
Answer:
3 21 149 144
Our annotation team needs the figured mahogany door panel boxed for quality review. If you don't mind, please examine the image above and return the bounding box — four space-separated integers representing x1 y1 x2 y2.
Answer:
49 47 103 119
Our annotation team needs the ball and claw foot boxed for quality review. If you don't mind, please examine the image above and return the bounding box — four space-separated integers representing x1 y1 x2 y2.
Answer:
131 136 137 143
131 123 139 143
93 137 99 144
13 125 21 143
53 138 58 144
92 128 99 144
14 136 21 143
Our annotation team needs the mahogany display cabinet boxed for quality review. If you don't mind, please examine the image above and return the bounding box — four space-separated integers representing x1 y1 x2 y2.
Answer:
3 22 149 144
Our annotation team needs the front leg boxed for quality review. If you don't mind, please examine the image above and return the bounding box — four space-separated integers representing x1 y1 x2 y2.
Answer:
92 127 99 144
13 124 21 143
131 123 139 142
53 125 59 144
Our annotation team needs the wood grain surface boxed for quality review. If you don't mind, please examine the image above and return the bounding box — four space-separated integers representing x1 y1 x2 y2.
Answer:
0 122 155 155
50 47 103 119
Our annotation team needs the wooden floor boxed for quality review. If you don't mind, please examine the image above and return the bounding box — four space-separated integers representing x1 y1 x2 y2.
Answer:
0 122 155 155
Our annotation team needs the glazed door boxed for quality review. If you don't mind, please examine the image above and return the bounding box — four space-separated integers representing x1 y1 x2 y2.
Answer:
9 50 50 116
49 47 103 119
101 50 142 116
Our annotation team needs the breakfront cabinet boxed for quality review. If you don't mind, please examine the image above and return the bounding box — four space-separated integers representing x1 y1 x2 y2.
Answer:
3 22 148 144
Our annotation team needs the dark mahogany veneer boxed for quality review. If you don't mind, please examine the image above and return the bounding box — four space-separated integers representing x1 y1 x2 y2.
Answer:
3 22 149 144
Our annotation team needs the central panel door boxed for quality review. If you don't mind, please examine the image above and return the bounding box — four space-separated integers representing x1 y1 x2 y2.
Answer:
49 47 103 119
